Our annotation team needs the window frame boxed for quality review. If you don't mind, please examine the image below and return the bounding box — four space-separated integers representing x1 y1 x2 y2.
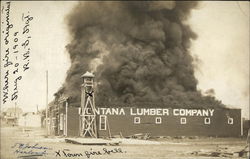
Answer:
204 117 211 125
99 115 107 130
180 117 187 124
155 117 162 124
59 113 64 130
228 118 233 125
134 117 140 124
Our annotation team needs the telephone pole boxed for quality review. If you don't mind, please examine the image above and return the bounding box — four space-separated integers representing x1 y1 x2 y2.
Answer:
46 70 48 136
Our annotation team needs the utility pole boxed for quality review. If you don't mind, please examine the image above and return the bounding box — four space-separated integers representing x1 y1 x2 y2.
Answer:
15 102 17 118
15 102 17 126
46 70 48 136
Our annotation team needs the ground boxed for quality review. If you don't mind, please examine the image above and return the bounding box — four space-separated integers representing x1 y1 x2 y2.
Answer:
0 126 248 159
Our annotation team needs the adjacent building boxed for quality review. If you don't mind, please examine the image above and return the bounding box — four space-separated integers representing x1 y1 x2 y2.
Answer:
3 107 23 126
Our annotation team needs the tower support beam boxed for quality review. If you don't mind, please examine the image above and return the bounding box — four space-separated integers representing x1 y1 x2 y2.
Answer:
80 71 97 138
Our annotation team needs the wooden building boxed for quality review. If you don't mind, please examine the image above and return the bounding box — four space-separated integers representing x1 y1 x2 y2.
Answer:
96 107 241 137
48 105 241 137
3 107 23 126
47 72 242 138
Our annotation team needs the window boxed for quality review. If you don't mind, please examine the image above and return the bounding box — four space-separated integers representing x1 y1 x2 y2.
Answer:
59 114 64 130
180 118 186 124
52 118 56 128
134 117 140 124
204 118 210 124
46 118 50 124
155 117 162 124
228 118 233 125
99 115 107 130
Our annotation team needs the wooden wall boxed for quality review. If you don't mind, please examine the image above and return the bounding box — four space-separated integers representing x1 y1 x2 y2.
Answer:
54 106 241 137
97 108 241 137
67 107 80 137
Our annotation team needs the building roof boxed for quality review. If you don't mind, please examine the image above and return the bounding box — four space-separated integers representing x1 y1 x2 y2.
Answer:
21 112 42 117
5 107 23 114
81 71 94 78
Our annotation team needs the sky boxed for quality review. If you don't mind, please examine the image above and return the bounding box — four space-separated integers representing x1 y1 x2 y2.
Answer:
189 1 249 118
1 1 249 118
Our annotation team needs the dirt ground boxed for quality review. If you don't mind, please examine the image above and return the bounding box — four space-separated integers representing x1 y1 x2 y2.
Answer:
0 126 248 159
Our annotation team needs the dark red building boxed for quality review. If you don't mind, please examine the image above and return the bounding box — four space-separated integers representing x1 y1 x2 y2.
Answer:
48 103 242 137
48 72 242 138
97 107 241 137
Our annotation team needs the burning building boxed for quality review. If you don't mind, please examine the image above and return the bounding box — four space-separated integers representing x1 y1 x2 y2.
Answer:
47 1 242 137
47 72 241 137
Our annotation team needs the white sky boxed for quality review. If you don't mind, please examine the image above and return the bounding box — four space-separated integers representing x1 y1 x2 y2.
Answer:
189 1 249 118
1 1 249 118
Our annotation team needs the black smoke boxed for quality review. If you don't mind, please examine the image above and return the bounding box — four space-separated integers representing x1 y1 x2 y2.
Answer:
59 1 224 108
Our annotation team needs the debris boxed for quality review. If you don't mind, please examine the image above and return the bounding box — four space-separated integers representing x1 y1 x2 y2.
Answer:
210 152 221 157
65 138 120 146
173 136 186 139
234 145 250 158
127 133 151 140
119 132 123 138
191 145 247 158
112 138 160 145
188 136 199 139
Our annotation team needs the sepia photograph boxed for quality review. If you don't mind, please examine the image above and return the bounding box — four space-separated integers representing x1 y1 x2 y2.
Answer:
0 1 249 159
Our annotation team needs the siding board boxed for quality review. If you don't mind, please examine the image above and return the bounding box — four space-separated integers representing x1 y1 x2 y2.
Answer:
97 108 241 137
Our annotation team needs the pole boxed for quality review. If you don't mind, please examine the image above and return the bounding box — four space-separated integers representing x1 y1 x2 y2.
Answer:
107 117 112 138
15 102 17 118
46 70 48 136
15 102 17 125
65 99 68 136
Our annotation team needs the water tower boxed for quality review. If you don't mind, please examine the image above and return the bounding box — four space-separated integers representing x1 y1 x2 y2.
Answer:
79 71 97 138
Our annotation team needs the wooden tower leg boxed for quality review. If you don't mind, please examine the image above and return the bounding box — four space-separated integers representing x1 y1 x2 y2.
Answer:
80 72 97 138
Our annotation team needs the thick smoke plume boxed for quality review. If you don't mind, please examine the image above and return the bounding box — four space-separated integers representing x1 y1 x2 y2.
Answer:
58 1 224 108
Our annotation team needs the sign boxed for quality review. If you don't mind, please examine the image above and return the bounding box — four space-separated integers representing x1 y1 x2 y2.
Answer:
96 108 215 117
